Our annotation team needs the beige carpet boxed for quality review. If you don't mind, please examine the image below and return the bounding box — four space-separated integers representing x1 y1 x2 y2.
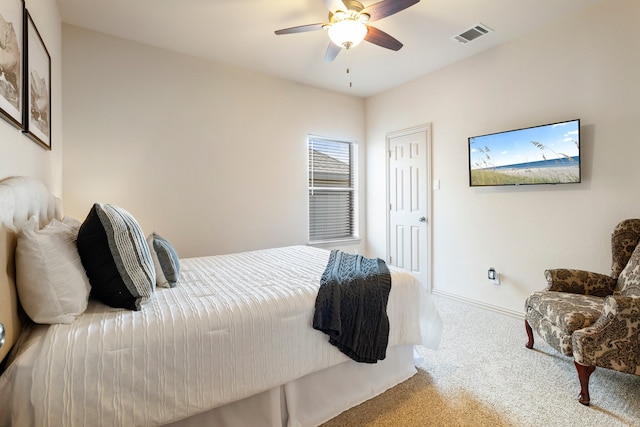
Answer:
322 295 640 427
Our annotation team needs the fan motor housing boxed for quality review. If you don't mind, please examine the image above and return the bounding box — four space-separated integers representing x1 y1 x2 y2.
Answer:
329 0 365 21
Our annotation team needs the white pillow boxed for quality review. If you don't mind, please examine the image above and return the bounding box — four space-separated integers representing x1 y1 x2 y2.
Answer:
15 218 91 324
47 216 82 231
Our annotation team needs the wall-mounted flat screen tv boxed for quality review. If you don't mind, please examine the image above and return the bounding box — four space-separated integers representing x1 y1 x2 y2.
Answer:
468 119 580 187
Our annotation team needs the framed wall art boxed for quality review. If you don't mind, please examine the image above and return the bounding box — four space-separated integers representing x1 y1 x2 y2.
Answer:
0 0 25 128
24 10 51 149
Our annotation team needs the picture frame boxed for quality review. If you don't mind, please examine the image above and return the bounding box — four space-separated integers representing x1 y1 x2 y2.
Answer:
23 10 51 150
0 0 25 128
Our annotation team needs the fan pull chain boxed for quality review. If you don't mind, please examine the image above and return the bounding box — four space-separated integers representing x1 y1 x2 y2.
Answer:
346 48 353 88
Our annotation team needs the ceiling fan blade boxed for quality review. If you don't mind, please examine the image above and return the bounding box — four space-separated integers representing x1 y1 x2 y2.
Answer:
322 0 347 13
275 23 326 35
361 0 420 22
364 26 403 51
324 42 342 62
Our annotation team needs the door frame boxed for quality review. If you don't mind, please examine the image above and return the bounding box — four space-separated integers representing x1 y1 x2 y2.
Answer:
385 123 433 291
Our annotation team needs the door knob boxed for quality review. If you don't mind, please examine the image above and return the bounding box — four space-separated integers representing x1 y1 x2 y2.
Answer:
418 216 426 223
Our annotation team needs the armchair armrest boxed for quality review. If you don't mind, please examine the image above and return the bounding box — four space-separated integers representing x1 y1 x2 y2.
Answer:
544 269 616 297
572 295 640 374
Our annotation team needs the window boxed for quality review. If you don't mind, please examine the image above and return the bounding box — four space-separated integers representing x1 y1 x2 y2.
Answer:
308 135 357 242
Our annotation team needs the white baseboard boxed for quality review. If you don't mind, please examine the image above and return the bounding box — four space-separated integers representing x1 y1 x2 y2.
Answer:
431 289 525 320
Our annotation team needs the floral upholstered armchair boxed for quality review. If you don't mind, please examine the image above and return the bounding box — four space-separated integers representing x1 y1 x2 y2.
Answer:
524 218 640 406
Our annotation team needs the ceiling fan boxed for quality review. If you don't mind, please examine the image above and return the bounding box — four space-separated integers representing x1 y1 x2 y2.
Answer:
274 0 420 62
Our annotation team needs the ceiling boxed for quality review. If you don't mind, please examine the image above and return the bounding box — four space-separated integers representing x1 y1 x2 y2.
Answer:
55 0 604 98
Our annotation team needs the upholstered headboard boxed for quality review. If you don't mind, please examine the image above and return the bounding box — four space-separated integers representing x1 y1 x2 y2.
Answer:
0 176 61 363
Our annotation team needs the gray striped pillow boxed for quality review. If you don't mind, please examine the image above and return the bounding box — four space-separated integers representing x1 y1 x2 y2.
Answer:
147 232 180 288
77 203 155 310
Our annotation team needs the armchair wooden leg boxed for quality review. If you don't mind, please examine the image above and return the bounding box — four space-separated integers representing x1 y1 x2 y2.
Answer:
574 361 596 406
525 319 534 349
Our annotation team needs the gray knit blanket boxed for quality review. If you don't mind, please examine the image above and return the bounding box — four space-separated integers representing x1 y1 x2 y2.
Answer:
312 250 392 363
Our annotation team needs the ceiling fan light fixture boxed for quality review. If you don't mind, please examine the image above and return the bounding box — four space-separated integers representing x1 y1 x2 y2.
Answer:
328 19 368 48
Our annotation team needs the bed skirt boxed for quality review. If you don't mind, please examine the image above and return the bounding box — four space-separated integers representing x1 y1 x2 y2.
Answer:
165 344 416 427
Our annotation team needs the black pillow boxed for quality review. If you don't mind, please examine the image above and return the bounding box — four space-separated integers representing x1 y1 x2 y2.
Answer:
77 203 155 310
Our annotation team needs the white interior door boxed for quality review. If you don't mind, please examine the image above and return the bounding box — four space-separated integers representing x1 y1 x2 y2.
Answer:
387 127 431 288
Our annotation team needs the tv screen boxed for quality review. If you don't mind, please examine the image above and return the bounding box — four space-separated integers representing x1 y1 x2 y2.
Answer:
468 119 580 187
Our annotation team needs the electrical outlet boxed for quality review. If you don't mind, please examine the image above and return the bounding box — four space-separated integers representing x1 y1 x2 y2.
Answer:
488 268 500 284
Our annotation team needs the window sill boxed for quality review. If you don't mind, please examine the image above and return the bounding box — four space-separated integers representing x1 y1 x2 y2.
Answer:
307 237 362 247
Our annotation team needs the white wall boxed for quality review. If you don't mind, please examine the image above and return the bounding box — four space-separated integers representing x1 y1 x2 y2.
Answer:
61 26 366 258
365 0 640 315
59 0 640 316
0 0 62 195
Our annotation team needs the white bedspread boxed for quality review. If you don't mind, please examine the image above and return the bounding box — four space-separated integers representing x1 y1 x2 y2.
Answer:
0 246 441 427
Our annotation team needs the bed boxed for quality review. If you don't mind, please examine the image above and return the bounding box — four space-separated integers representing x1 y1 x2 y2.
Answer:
0 176 442 427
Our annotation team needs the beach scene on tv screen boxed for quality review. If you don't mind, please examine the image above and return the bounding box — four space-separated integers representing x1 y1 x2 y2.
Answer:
469 120 580 186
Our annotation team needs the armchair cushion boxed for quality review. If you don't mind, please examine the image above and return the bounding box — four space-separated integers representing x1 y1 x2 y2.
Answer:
572 295 640 375
526 291 603 355
544 269 616 297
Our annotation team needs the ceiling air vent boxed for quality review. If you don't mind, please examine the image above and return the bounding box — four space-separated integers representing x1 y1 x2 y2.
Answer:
452 23 493 44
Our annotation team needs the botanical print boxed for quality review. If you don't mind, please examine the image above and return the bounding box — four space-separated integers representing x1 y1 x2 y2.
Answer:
29 68 48 136
25 12 50 148
0 0 23 126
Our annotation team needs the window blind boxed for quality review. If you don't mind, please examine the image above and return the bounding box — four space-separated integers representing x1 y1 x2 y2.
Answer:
308 137 355 242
